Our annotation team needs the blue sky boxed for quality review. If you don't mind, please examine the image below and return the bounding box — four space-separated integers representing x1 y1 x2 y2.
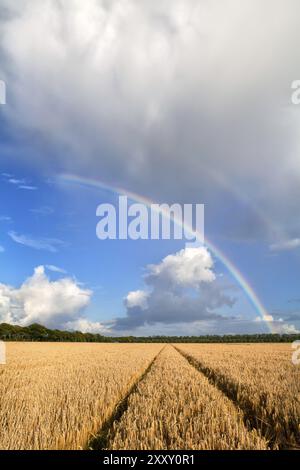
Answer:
0 0 300 335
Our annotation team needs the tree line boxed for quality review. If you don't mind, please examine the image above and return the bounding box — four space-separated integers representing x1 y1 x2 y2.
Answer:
0 322 299 343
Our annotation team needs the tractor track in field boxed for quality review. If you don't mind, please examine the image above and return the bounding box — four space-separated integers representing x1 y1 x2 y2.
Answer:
87 345 166 450
88 344 295 451
173 345 282 450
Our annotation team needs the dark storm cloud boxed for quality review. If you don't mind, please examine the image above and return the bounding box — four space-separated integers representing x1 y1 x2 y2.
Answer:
1 1 300 243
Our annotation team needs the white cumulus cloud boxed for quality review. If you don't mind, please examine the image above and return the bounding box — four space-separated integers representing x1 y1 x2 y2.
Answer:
0 266 92 328
64 318 108 334
147 247 215 288
125 290 149 310
114 246 233 330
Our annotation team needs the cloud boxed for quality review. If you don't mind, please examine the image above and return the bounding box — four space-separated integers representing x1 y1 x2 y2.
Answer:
64 318 108 334
272 323 300 334
18 185 37 190
1 0 300 244
0 266 92 328
45 265 66 274
2 174 37 191
255 314 275 323
270 238 300 251
8 231 65 252
0 216 12 222
7 178 26 185
111 315 300 336
254 313 299 334
113 245 300 334
114 246 235 330
1 1 300 336
125 290 149 310
146 247 216 289
0 245 5 253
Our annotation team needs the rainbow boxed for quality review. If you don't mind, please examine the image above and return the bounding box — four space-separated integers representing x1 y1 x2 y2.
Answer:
57 173 273 333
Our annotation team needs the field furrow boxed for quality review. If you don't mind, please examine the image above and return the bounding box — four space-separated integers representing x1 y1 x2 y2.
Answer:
0 343 162 450
89 346 164 450
176 344 300 449
107 345 269 450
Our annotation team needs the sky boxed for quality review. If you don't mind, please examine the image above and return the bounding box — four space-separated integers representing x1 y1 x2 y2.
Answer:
0 0 300 336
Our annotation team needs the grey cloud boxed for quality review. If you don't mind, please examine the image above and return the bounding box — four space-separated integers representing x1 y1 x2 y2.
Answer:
113 247 236 330
1 1 300 242
111 316 300 336
270 238 300 252
275 312 300 322
113 289 232 331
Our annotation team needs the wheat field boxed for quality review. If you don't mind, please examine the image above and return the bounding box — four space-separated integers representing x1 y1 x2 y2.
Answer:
0 342 298 450
108 345 268 450
0 342 161 449
175 343 300 449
